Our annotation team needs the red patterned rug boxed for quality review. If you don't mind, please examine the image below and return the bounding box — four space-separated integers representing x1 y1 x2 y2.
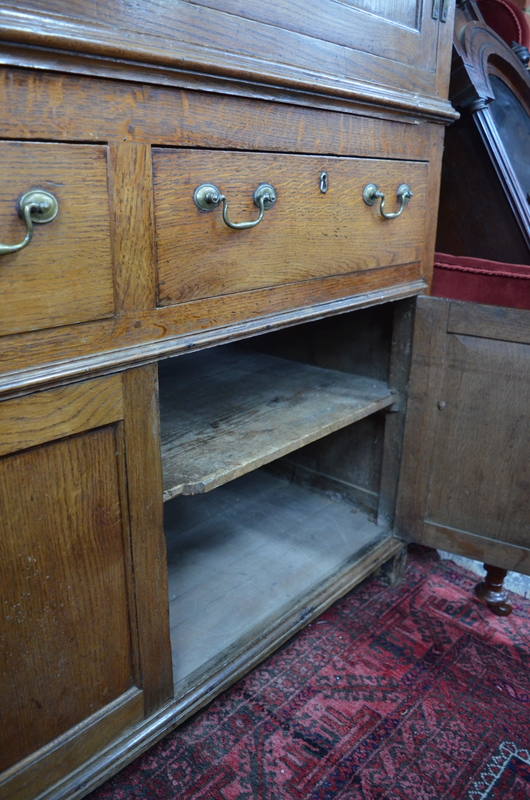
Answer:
88 547 530 799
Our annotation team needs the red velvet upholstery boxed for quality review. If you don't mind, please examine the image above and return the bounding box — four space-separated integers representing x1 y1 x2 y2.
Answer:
477 0 530 47
432 252 530 310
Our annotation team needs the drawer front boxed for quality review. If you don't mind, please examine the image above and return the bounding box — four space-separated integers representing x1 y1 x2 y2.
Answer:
153 149 428 307
0 142 114 337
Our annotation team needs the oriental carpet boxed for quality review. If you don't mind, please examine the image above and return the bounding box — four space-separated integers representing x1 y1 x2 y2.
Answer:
88 546 530 799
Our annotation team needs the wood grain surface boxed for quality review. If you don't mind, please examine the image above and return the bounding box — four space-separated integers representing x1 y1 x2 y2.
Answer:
122 365 174 714
448 301 530 345
1 689 143 800
421 124 445 288
394 296 451 540
0 141 114 336
424 333 530 547
0 64 437 392
0 427 136 771
0 68 437 157
0 374 123 457
154 150 428 306
158 0 435 71
0 266 424 396
420 523 530 575
108 143 157 314
0 1 457 119
378 298 416 526
159 348 395 498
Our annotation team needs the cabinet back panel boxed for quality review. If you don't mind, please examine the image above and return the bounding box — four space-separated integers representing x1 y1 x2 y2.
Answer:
240 305 395 510
273 414 386 514
251 305 393 380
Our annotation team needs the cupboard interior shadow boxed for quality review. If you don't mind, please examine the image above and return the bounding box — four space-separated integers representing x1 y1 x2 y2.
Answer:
158 302 406 691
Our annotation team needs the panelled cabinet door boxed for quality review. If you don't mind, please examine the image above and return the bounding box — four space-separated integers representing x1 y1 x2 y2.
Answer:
7 1 455 109
176 0 453 100
395 296 530 573
0 366 172 800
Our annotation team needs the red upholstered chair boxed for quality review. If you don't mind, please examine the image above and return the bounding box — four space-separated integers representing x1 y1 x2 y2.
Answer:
432 252 530 310
435 1 530 316
477 0 530 48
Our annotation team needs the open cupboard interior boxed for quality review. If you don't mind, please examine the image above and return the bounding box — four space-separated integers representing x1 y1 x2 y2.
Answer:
157 300 411 693
155 289 530 699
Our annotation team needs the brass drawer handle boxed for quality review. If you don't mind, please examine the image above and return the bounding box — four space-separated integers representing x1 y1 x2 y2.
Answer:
0 190 59 256
363 183 413 220
194 183 276 230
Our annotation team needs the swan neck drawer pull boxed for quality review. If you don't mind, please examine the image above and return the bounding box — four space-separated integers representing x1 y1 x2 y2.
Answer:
363 183 413 220
194 183 276 230
0 190 59 256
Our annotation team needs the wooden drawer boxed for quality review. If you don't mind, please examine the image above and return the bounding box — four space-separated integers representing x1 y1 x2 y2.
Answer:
153 149 428 307
0 142 114 337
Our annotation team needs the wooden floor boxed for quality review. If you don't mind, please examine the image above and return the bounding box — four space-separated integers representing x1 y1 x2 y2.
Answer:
165 468 385 689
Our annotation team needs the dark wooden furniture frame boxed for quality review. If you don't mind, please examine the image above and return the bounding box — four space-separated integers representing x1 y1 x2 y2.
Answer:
437 0 530 262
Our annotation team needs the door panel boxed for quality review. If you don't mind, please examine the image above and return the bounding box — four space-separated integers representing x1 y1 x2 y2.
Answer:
10 1 453 101
175 0 446 98
184 0 434 70
336 0 418 27
0 426 135 770
396 296 530 573
0 366 172 797
425 334 530 545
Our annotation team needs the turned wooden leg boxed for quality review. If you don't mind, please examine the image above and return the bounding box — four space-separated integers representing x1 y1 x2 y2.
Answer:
475 564 513 617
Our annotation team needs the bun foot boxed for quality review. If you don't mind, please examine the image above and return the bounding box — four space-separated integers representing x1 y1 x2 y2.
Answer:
474 564 513 617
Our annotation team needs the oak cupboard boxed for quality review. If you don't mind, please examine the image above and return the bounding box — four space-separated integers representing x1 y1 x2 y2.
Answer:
3 2 526 799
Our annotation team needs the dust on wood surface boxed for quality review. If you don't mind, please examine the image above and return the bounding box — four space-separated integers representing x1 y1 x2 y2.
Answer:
160 347 395 499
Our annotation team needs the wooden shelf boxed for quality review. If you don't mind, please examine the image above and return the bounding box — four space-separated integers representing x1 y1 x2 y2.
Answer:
159 347 395 501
